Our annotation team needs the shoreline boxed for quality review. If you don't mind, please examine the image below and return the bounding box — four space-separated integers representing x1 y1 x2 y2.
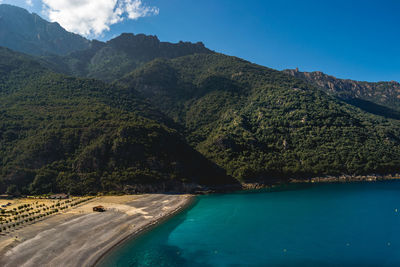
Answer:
93 176 400 265
1 176 399 266
93 195 195 267
0 194 194 267
241 175 400 190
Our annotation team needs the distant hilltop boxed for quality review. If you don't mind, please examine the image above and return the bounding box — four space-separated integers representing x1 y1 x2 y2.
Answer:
0 4 90 55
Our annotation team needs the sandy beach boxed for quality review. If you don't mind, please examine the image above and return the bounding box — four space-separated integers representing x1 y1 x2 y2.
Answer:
0 194 193 267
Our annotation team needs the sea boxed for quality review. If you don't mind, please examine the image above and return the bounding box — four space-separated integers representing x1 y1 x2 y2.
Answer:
99 181 400 266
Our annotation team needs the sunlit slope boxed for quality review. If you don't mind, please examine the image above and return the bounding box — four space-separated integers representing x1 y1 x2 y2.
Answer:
118 53 400 182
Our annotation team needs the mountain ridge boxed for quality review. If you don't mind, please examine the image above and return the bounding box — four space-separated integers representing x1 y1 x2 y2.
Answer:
0 4 90 56
41 32 213 82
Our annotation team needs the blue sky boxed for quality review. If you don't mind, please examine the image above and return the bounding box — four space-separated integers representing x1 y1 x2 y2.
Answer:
3 0 400 82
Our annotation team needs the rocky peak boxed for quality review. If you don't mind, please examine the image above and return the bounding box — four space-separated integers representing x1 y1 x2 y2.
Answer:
0 4 90 56
105 32 213 60
107 33 161 48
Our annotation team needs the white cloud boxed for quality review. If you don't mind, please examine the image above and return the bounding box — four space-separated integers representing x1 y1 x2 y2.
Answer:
26 0 33 6
41 0 159 37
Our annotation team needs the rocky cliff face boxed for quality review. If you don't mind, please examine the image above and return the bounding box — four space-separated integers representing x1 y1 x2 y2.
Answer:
284 68 400 112
0 4 90 56
107 33 211 59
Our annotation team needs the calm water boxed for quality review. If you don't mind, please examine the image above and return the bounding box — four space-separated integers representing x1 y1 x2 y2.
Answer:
99 181 400 266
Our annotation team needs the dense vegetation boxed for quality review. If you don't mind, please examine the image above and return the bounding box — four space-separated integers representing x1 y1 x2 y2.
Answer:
0 48 234 195
118 54 400 182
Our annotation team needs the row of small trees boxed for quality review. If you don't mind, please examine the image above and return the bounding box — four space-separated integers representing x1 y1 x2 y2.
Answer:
0 197 94 234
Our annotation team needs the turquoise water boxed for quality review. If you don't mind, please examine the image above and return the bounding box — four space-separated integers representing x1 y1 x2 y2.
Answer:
99 181 400 266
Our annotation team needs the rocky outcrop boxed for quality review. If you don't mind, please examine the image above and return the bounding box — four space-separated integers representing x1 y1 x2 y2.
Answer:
284 68 400 112
108 33 211 59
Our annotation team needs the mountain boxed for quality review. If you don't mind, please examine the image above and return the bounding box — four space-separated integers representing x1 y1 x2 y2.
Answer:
117 54 400 183
284 69 400 119
0 4 90 56
0 4 212 82
42 33 213 82
2 4 400 191
0 47 235 195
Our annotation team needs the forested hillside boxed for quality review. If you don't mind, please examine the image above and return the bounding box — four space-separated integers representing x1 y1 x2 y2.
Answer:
0 48 234 195
117 54 400 182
